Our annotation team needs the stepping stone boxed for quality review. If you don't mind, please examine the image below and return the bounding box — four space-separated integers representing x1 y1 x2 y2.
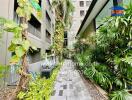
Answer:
51 60 101 100
50 96 66 100
63 85 67 89
69 84 73 89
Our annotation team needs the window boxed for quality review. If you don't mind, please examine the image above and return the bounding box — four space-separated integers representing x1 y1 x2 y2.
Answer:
46 30 51 43
46 11 51 28
64 31 68 39
80 10 84 16
46 11 51 22
64 39 68 47
86 1 91 6
80 1 84 7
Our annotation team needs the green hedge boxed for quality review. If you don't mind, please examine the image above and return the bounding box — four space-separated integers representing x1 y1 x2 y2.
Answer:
17 62 63 100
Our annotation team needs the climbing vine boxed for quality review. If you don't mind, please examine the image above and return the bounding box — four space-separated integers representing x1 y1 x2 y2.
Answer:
17 62 63 100
0 0 40 99
52 0 74 60
53 20 64 60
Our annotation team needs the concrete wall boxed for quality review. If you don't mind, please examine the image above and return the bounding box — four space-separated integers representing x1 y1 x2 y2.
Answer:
0 0 55 86
0 0 55 65
0 0 14 65
41 0 55 52
79 21 95 39
68 0 92 49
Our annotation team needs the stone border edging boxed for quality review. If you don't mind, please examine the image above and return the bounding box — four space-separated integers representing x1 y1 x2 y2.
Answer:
77 69 109 100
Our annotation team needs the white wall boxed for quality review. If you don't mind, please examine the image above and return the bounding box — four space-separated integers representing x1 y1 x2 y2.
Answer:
68 0 92 49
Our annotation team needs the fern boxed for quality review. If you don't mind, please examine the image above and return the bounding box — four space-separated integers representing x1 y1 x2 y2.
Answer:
84 66 96 79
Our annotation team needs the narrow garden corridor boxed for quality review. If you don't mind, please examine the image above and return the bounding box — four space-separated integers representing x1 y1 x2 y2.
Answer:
51 60 106 100
0 0 132 99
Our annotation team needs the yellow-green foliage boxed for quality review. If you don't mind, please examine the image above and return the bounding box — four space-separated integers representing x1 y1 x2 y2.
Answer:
0 65 9 78
17 62 63 100
53 20 64 55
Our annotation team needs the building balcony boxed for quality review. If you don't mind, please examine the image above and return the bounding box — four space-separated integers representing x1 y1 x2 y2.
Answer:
46 30 51 44
27 23 41 39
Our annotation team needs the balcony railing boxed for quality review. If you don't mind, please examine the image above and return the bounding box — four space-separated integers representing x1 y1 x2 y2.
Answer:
27 23 41 38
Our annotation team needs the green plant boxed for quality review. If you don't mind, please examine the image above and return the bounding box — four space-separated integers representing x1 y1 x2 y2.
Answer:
53 20 64 60
74 51 91 70
0 0 41 99
63 48 69 58
52 0 74 60
84 63 112 90
74 1 132 99
110 89 132 100
17 62 63 100
0 65 9 79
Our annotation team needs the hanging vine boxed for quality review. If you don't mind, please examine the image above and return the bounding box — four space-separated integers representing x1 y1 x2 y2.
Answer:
53 20 64 60
52 0 74 60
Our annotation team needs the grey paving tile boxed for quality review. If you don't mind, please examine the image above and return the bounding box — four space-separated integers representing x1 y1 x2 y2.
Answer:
51 60 92 100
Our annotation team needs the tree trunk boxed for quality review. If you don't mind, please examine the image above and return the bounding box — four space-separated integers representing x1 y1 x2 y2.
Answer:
6 17 30 100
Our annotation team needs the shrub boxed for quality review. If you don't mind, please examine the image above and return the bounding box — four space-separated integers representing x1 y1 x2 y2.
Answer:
17 62 63 100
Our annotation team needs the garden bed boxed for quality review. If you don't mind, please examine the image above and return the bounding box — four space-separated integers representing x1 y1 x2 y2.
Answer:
78 70 108 100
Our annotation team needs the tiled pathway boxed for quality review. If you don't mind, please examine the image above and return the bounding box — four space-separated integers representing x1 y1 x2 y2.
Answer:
51 60 106 100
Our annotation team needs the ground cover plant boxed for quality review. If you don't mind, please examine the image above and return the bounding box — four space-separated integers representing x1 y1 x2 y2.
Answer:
74 2 132 100
17 61 63 100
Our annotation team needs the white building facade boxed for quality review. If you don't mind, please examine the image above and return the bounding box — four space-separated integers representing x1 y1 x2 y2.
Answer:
0 0 55 65
68 0 92 49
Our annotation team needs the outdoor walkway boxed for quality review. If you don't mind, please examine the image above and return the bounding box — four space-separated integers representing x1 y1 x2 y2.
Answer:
51 60 106 100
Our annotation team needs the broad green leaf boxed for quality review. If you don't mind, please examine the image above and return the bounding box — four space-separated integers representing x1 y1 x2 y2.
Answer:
8 43 17 52
17 92 26 99
12 38 22 45
4 20 18 29
21 24 28 29
18 2 25 7
15 46 25 57
128 41 132 47
22 40 30 50
31 45 37 50
16 7 25 17
10 55 20 64
14 31 22 38
110 90 132 100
